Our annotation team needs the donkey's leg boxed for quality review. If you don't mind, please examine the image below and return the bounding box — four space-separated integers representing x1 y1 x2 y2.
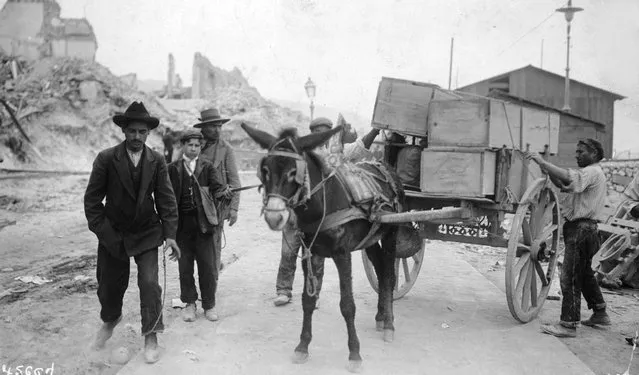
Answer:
379 233 397 343
333 252 362 372
292 253 323 364
365 243 385 332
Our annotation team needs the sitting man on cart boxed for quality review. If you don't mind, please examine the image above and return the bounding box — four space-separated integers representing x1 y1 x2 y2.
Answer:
526 138 610 338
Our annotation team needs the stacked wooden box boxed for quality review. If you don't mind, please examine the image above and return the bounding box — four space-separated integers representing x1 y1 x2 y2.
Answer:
371 77 559 199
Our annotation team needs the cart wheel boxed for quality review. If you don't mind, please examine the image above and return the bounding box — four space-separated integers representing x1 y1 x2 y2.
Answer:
362 241 425 300
506 178 561 323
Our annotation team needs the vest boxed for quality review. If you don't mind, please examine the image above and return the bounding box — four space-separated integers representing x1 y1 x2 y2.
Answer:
179 169 197 213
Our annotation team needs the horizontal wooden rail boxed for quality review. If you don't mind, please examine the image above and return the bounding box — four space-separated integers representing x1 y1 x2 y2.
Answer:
373 207 470 224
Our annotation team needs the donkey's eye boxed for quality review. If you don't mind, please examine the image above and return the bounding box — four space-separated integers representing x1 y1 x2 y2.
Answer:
262 167 270 182
287 169 297 182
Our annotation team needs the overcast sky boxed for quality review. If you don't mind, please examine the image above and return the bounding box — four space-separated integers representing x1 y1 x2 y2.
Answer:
3 0 639 120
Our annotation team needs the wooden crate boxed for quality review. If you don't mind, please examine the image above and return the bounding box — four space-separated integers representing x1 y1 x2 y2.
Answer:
427 99 522 149
371 77 460 137
427 98 559 153
420 148 496 197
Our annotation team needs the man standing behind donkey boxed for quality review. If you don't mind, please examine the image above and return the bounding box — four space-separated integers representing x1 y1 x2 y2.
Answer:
195 108 241 272
168 130 232 322
84 102 181 364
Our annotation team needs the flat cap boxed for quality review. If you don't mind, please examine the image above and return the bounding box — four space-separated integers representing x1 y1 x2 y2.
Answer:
309 117 333 131
180 129 203 143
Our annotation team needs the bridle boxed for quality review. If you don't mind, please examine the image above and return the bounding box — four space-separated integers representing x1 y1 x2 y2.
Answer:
258 137 335 214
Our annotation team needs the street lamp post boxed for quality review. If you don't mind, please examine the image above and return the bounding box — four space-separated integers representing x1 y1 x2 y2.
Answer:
556 0 584 112
304 77 316 121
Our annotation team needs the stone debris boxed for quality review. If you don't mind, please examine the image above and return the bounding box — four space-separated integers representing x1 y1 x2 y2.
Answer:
183 349 199 362
14 275 52 285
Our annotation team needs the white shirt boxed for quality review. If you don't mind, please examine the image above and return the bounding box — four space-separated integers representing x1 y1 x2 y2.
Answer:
127 149 142 167
559 163 607 221
316 139 371 162
182 154 198 176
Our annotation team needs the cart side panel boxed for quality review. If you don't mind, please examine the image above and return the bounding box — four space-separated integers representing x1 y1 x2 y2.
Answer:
498 151 543 202
521 108 560 154
420 148 496 197
489 101 522 149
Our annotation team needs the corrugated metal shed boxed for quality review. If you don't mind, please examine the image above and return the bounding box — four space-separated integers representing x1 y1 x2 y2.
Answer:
457 65 625 167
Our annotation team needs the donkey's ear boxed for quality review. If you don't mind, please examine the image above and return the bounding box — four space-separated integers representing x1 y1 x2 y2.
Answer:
298 126 343 151
241 122 277 149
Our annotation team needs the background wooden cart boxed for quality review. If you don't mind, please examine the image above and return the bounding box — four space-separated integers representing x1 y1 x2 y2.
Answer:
361 77 563 323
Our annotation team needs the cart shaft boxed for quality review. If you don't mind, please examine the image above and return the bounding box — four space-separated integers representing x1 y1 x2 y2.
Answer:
374 207 470 224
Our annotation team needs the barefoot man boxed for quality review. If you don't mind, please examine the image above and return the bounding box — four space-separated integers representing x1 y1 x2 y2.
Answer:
526 138 610 337
84 102 181 363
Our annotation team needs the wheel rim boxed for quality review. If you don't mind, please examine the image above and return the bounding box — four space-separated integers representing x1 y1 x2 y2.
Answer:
506 179 560 323
361 241 425 300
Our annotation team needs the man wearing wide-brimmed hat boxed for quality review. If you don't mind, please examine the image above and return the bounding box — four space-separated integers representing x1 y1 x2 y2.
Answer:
194 108 241 272
84 101 181 364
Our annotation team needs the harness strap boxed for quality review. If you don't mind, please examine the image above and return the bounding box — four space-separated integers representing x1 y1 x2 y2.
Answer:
298 207 368 233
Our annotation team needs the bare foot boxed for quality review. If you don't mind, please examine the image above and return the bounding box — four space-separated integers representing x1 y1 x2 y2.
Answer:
144 333 160 364
91 315 122 350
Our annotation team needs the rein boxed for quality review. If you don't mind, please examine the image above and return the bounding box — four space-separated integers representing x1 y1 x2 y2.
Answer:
261 140 335 297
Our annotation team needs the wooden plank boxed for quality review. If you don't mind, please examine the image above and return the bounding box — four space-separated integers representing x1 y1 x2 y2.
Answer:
489 101 521 149
427 99 490 147
420 148 496 197
371 78 434 137
374 207 469 223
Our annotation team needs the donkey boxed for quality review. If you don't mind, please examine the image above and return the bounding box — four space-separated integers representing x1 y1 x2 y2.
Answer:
242 123 406 372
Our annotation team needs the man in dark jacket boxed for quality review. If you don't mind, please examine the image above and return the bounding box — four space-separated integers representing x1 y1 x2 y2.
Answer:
195 108 241 272
84 102 181 364
168 130 231 322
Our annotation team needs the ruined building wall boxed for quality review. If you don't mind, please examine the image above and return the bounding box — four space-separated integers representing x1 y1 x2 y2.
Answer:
190 52 251 99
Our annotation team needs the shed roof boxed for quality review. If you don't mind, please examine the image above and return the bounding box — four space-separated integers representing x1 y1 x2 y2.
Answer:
459 65 625 101
486 90 606 129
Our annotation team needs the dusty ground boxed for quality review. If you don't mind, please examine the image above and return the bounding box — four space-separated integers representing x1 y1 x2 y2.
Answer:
0 172 265 374
0 171 637 374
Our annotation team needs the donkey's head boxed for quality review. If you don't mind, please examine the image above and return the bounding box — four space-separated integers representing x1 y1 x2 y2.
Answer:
242 122 342 230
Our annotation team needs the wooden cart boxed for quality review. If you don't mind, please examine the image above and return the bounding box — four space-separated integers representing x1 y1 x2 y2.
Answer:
361 77 562 323
593 201 639 287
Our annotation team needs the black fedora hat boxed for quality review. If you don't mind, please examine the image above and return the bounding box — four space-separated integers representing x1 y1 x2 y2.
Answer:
193 108 230 128
113 102 160 129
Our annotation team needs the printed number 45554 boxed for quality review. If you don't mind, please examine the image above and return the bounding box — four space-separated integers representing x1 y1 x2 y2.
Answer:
2 364 55 375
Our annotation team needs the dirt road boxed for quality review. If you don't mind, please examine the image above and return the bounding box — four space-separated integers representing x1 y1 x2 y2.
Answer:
0 172 637 374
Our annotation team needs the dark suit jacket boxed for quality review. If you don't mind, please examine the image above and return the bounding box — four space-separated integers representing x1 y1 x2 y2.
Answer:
168 157 224 234
84 142 178 259
200 139 241 221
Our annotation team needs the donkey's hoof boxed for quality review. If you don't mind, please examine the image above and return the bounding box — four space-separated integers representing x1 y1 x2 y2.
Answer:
383 329 395 343
376 321 384 332
292 351 309 364
346 359 363 373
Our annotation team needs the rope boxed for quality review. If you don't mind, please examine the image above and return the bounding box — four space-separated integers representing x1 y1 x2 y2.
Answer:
141 248 166 336
297 173 328 298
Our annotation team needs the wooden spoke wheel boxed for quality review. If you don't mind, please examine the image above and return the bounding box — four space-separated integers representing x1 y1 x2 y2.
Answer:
506 178 561 323
362 240 425 300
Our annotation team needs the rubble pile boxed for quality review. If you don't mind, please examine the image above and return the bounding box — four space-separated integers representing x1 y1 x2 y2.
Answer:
0 56 178 170
0 53 309 170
